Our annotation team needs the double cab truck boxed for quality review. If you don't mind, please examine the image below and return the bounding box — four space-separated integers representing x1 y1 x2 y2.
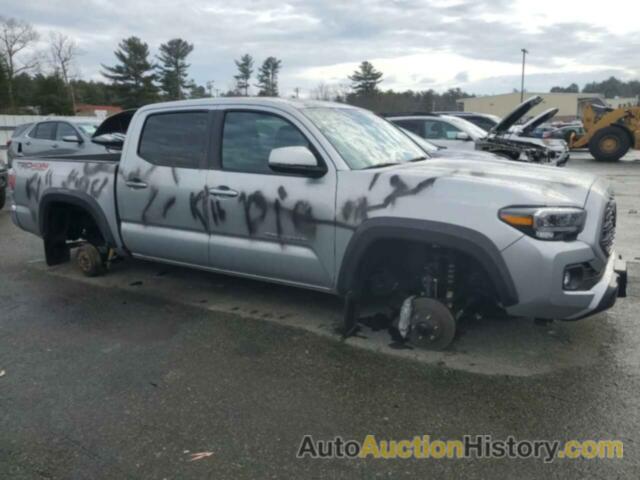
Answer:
8 98 627 349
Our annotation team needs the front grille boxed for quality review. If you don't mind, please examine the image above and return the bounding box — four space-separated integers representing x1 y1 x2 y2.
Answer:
600 198 617 256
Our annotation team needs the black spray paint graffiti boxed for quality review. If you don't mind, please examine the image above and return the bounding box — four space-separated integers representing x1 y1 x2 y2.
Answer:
25 173 42 202
133 169 439 242
141 187 159 224
162 197 176 218
189 189 208 230
60 163 114 199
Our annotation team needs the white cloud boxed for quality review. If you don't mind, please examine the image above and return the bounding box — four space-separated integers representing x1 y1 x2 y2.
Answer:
3 0 638 97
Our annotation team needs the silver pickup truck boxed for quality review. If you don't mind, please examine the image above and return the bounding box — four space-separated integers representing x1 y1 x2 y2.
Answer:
8 98 627 349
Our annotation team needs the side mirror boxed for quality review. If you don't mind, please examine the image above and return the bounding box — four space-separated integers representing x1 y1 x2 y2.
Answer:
268 146 326 177
455 132 471 141
92 133 125 150
62 135 82 143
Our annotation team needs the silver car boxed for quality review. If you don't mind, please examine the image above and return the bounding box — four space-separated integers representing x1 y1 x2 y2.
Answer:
7 119 100 167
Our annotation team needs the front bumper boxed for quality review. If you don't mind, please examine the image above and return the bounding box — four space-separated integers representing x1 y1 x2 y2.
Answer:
566 255 627 320
501 232 627 320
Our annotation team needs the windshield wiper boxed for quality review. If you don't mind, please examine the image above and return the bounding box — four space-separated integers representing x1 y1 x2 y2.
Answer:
361 162 401 170
408 156 428 162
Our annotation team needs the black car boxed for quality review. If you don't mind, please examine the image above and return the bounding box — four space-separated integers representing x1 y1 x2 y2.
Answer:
0 160 7 210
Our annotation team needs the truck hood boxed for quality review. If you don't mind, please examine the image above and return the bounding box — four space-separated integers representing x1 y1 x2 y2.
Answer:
389 157 595 206
519 107 558 135
491 95 543 134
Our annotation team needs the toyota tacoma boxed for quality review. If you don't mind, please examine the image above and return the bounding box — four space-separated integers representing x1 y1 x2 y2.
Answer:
8 98 627 349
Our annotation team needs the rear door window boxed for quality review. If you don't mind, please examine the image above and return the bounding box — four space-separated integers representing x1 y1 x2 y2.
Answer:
392 119 425 137
138 111 209 169
56 123 79 141
32 122 57 140
424 120 460 140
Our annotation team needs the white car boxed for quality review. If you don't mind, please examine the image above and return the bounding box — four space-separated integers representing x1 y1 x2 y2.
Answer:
387 114 487 151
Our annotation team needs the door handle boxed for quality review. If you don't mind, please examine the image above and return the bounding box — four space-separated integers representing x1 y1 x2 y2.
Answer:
52 144 59 149
25 141 31 146
125 179 148 190
209 186 239 198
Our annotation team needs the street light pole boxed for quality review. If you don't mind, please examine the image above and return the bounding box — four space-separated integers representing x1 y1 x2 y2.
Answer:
520 48 528 102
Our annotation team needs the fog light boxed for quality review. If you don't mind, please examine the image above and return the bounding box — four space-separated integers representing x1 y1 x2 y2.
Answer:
563 265 585 291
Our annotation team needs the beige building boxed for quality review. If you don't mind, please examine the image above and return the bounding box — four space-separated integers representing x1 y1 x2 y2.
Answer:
458 92 606 121
607 96 639 109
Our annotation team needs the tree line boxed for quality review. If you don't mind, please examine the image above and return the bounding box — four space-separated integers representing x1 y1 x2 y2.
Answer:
0 16 284 113
550 77 640 99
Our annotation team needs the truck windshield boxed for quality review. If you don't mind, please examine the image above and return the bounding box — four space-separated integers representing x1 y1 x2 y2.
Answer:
303 107 427 170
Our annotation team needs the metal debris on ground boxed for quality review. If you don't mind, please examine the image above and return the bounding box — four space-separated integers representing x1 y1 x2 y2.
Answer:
189 451 214 462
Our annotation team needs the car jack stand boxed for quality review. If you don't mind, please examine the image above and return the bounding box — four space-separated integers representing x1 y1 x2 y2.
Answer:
342 291 359 339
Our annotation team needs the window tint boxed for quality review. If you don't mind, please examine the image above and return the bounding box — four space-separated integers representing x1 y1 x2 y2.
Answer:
392 119 424 137
32 122 57 140
138 112 209 168
56 123 79 140
424 120 460 140
222 111 310 174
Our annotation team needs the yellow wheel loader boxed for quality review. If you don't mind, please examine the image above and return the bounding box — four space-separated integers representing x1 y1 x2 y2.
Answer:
571 104 640 161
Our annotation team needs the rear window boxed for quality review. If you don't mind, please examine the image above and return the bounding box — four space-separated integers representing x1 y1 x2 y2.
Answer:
138 111 209 169
12 123 32 138
32 122 57 140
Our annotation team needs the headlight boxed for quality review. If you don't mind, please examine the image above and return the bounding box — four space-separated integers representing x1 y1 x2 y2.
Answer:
499 206 586 240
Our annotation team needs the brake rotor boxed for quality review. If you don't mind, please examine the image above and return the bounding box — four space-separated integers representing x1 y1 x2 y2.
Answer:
407 298 456 351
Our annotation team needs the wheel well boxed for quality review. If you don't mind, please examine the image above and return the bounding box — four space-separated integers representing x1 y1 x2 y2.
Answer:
348 238 501 316
44 201 106 245
41 201 106 266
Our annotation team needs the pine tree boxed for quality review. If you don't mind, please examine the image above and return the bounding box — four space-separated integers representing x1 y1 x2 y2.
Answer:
256 57 282 97
349 61 383 96
156 38 194 100
101 36 159 108
234 54 253 96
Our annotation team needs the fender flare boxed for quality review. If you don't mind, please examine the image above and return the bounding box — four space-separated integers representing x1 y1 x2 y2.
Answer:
336 217 519 307
39 189 116 247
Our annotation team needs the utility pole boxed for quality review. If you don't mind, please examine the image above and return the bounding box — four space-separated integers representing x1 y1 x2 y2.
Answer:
520 48 528 102
206 80 215 97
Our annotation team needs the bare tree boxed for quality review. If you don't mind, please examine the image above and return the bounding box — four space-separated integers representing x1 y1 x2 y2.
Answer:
0 16 39 109
49 31 79 111
311 82 333 101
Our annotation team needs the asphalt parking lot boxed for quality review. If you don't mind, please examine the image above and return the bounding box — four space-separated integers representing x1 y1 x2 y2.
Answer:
1 151 640 478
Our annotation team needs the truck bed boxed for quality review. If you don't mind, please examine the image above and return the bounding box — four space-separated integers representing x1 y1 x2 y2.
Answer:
11 153 121 249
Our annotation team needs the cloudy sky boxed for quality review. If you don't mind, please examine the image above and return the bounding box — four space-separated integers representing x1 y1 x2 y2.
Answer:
6 0 639 97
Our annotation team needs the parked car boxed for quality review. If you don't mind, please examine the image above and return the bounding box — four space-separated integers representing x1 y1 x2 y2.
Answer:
388 98 570 165
527 126 556 138
433 111 502 131
545 125 586 143
7 119 101 167
475 97 570 165
387 113 487 151
0 159 7 209
8 98 627 350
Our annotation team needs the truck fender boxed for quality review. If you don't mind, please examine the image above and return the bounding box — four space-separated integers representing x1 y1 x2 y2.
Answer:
336 217 519 307
39 189 117 247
